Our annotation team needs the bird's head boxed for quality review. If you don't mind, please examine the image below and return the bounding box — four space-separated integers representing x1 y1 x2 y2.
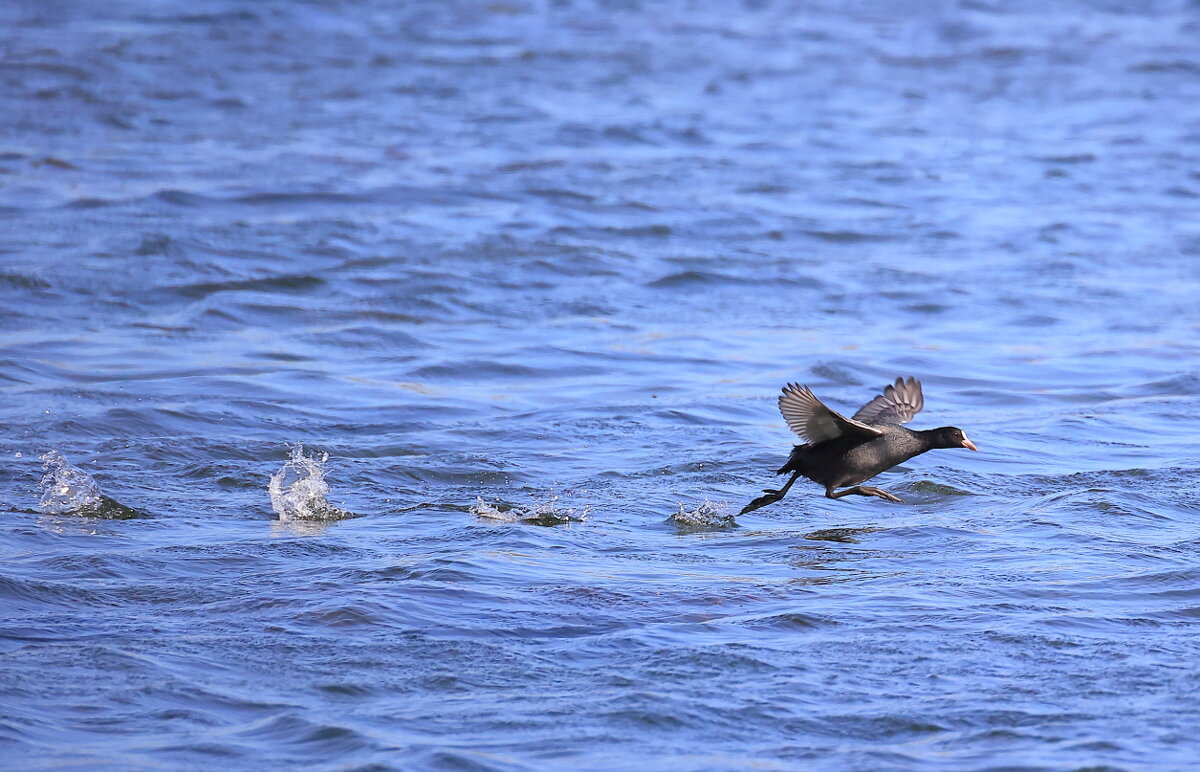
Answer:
931 426 977 451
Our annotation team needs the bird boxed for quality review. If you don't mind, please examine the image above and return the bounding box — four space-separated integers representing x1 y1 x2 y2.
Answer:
739 377 976 515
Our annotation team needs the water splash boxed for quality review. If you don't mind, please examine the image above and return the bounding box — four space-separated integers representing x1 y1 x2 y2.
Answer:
669 499 737 529
38 450 103 514
268 443 354 522
471 496 589 525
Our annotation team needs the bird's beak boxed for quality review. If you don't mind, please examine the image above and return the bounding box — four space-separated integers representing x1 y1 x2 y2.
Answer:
961 437 977 451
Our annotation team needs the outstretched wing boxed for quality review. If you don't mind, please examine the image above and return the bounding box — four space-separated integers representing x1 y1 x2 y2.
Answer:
851 376 925 426
778 383 883 443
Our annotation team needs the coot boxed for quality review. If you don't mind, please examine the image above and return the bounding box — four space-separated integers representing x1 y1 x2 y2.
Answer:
740 377 976 515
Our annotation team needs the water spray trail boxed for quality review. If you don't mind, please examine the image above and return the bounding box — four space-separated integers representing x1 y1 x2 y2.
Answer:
38 450 103 514
268 443 353 522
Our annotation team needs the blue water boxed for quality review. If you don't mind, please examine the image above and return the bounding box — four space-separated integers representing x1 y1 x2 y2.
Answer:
4 1 1200 769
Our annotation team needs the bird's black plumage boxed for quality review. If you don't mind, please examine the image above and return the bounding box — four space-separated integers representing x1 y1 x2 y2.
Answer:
740 377 975 514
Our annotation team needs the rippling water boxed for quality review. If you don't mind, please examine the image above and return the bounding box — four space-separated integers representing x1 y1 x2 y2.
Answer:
4 1 1200 769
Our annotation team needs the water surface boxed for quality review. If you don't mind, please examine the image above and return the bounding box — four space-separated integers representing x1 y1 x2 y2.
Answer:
3 1 1200 769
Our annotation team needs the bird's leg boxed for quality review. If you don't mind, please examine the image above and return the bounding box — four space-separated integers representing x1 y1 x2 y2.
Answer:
762 470 802 498
740 470 802 515
826 485 903 504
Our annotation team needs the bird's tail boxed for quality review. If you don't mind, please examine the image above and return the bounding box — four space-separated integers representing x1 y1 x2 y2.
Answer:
775 445 806 475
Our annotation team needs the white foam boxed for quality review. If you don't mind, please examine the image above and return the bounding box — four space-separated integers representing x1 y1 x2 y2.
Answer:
38 450 103 514
268 443 353 522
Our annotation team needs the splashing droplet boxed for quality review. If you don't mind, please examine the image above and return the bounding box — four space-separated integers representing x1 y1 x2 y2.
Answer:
268 443 353 522
470 495 588 525
669 499 737 529
38 450 103 514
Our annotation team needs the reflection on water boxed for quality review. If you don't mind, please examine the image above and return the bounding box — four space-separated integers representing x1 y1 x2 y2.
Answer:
269 519 337 538
802 527 883 544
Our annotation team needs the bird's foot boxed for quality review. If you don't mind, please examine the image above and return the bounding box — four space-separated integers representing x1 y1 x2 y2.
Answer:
862 486 902 503
740 491 783 515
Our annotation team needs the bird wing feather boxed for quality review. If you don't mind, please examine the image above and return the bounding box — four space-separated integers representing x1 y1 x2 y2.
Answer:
851 376 925 426
778 383 883 443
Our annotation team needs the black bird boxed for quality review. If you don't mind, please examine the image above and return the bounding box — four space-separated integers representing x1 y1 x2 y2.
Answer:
740 377 976 515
